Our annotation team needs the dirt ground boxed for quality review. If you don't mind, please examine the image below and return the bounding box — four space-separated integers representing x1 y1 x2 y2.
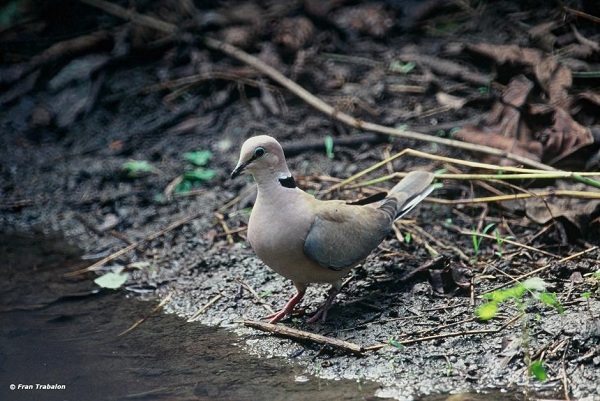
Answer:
2 0 600 399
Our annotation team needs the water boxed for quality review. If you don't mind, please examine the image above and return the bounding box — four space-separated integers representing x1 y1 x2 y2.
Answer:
0 234 380 400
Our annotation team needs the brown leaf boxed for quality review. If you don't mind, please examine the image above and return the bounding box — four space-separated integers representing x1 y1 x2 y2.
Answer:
304 0 349 18
500 74 533 108
535 106 594 165
428 264 470 294
457 73 595 167
525 182 600 238
456 75 543 165
535 58 572 104
467 44 572 103
455 126 543 165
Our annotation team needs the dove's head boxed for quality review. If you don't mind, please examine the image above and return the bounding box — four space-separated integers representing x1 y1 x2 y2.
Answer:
230 135 291 182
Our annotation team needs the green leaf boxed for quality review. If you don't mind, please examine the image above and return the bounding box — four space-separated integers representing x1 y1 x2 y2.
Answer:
94 271 129 289
324 135 334 159
529 360 547 381
475 302 498 320
449 127 461 136
482 223 496 235
536 292 564 313
174 180 192 194
122 160 156 176
389 61 415 74
388 337 405 349
501 284 526 301
472 229 480 252
483 284 525 303
184 150 213 166
184 168 216 181
582 292 591 299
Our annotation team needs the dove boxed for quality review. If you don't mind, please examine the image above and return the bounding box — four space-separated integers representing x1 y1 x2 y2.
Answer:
231 135 435 323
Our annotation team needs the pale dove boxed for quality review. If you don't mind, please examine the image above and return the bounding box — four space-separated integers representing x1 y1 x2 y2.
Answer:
231 135 436 323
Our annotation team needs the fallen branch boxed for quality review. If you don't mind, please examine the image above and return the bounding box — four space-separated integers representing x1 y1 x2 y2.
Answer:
242 320 364 354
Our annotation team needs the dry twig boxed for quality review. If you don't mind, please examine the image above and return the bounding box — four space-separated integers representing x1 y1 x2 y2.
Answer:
188 294 223 322
242 320 364 354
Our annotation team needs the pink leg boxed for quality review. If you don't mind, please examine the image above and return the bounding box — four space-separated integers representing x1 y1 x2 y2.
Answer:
264 289 306 324
306 286 341 323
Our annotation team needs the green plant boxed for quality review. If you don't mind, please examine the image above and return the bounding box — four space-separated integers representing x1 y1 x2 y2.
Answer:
472 223 495 254
389 61 415 74
475 277 564 321
324 136 334 159
493 229 515 257
388 336 405 350
356 370 364 391
184 150 213 166
175 150 216 194
449 127 461 136
529 359 547 381
122 160 157 177
476 278 563 384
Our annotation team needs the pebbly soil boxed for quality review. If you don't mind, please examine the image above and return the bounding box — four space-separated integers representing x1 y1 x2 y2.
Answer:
1 0 600 399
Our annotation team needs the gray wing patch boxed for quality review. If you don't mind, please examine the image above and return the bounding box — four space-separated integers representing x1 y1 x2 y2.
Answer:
303 209 392 271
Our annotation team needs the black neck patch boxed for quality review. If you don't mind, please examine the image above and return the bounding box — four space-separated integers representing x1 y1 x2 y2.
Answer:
278 176 297 188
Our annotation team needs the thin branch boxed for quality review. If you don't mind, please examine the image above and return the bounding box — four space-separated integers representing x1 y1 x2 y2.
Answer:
242 320 364 354
188 294 223 322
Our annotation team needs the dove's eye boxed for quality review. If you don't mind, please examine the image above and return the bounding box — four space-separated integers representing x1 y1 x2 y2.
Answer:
254 146 266 158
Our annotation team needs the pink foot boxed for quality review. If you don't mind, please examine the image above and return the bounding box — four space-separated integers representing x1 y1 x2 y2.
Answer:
306 287 340 323
264 290 305 324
